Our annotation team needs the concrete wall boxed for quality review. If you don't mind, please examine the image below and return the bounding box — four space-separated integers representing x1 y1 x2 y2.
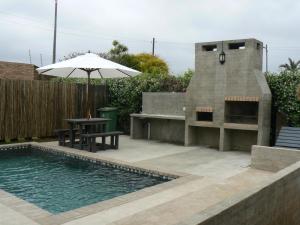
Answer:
186 39 265 126
0 61 39 80
148 119 185 144
142 92 185 115
131 117 185 144
251 145 300 172
178 161 300 225
223 129 257 151
131 92 186 144
187 127 220 148
185 38 271 151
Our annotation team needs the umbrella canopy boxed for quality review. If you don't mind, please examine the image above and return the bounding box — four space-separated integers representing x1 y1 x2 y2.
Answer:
36 53 140 78
36 53 141 118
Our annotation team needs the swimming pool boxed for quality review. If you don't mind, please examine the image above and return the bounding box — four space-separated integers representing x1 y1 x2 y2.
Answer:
0 145 169 214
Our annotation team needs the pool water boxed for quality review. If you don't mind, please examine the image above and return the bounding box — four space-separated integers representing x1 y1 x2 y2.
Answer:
0 147 167 214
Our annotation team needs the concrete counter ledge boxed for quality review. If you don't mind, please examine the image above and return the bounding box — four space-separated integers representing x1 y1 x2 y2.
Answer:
131 113 185 121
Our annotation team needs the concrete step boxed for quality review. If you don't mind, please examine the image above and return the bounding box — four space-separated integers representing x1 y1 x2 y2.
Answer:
61 176 218 225
106 169 273 225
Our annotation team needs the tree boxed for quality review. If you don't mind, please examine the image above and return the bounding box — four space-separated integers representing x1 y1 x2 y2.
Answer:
60 41 169 74
297 84 300 101
267 71 300 126
280 58 300 72
178 69 194 88
135 53 169 75
61 52 84 61
107 40 140 70
60 41 128 62
109 40 128 57
61 51 109 61
60 41 139 70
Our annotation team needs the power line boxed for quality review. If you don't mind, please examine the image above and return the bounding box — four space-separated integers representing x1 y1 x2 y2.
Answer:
0 10 195 46
0 10 151 43
2 9 300 51
156 40 194 45
1 9 300 72
0 10 52 28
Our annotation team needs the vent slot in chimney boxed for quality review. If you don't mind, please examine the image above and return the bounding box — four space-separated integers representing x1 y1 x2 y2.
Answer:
202 45 217 52
228 42 245 50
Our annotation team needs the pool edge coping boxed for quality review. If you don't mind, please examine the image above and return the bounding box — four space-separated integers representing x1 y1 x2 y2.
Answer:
0 142 198 225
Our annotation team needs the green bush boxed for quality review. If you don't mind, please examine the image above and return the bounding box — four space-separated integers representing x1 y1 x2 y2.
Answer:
107 72 193 132
267 71 300 126
52 70 194 133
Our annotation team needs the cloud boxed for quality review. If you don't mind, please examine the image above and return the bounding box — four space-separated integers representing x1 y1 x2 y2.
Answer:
0 0 299 73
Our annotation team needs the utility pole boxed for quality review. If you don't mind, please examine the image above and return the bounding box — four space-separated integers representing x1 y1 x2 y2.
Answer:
40 54 43 66
52 0 58 63
264 44 269 73
152 37 155 56
28 49 32 64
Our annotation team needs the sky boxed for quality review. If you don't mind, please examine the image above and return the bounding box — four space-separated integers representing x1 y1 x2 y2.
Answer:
0 0 300 75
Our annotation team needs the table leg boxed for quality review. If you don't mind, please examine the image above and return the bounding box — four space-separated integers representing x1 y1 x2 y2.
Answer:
91 137 96 152
110 135 114 148
69 123 74 148
115 135 119 149
91 124 96 133
79 125 84 148
102 136 106 149
86 125 91 134
87 137 92 152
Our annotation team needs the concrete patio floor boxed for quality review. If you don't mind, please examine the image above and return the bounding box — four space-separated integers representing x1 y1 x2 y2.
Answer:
96 136 252 180
0 136 274 225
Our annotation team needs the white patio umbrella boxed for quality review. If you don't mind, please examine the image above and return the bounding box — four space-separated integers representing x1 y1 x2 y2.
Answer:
37 53 140 118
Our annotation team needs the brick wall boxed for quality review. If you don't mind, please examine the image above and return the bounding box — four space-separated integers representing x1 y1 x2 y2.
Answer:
0 61 39 80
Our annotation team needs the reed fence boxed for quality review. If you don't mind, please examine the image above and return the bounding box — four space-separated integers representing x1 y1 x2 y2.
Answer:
0 80 107 141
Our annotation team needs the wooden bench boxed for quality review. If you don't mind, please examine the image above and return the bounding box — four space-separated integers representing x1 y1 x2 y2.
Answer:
54 128 79 146
80 131 123 152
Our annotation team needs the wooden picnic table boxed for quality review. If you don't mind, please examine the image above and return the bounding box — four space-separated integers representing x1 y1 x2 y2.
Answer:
65 118 110 148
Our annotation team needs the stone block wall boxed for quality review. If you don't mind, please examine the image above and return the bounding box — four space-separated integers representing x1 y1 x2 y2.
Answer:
142 92 185 116
178 161 300 225
131 92 186 144
145 119 185 144
251 145 300 172
187 127 220 148
185 39 271 151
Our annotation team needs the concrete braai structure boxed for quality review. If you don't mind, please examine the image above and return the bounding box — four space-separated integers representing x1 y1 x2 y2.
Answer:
131 92 186 144
185 38 271 151
131 38 271 151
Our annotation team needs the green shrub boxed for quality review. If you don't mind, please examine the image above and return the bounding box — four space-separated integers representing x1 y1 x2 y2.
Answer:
51 70 194 133
107 72 193 132
267 71 300 126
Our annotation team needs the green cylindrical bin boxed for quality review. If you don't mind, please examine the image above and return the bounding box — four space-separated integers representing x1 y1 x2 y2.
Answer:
97 107 118 132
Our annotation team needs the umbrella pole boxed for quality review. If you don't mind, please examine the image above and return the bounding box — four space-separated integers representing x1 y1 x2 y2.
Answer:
87 71 91 119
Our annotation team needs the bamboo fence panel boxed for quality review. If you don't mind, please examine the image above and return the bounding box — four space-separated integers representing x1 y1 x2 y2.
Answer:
0 80 106 141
